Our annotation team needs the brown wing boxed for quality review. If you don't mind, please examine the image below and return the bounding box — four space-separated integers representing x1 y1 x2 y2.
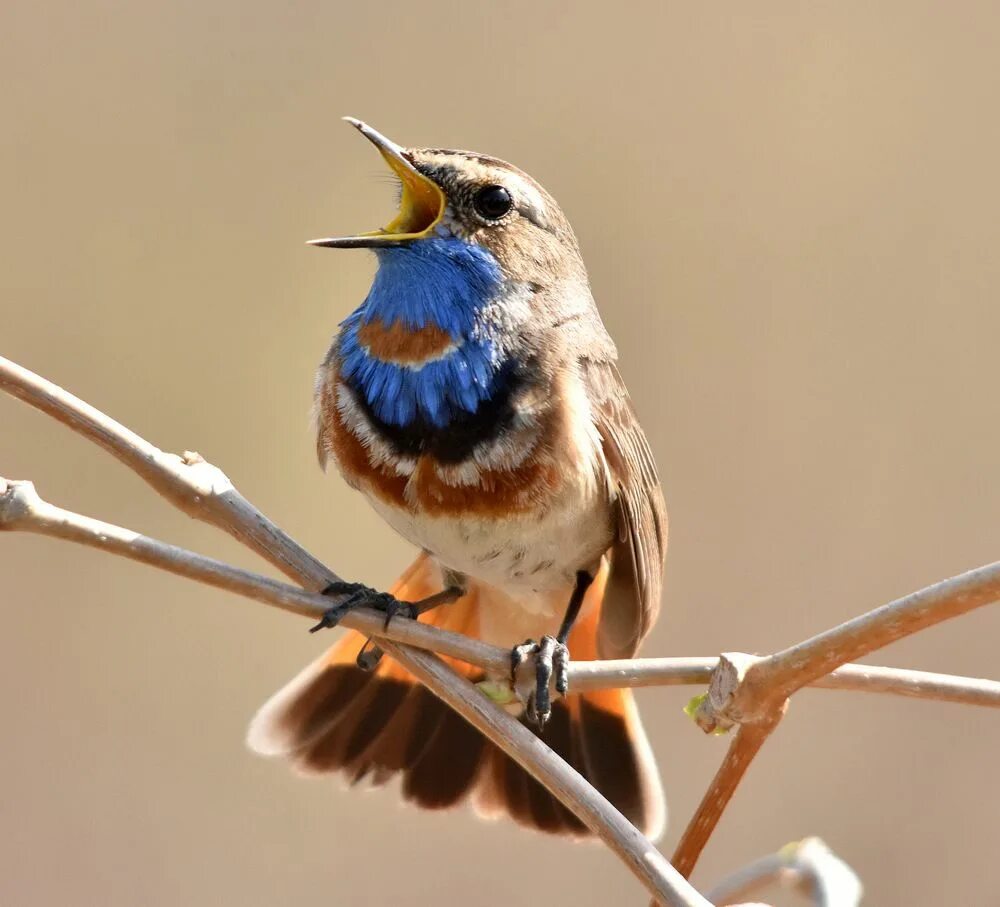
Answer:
581 358 668 659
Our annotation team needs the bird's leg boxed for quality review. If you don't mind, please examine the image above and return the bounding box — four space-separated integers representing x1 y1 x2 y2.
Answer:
354 586 465 670
308 581 400 633
511 570 594 729
310 581 464 671
309 582 463 633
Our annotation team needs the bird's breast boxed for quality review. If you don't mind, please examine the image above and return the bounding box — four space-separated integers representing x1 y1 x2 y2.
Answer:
316 355 614 590
354 317 456 364
314 237 614 588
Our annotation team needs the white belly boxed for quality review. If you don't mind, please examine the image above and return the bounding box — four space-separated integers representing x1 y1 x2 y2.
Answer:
370 490 612 650
369 492 613 602
331 356 615 636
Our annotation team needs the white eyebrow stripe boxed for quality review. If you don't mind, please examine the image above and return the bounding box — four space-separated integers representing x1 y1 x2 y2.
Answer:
513 178 550 230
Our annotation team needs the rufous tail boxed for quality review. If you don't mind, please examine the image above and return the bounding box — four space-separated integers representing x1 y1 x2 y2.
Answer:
247 553 666 839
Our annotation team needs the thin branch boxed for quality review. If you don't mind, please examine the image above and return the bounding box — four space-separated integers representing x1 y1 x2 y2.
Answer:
380 641 708 907
674 558 1000 877
672 713 783 879
707 837 862 907
5 354 1000 898
808 662 1000 707
2 478 707 904
762 564 1000 703
7 476 995 900
0 359 706 907
571 657 1000 707
0 355 334 588
0 478 510 673
4 477 997 711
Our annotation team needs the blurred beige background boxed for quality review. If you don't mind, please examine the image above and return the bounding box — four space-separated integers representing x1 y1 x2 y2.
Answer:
3 2 999 905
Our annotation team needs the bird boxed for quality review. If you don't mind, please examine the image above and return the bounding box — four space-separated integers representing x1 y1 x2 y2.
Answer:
248 118 668 839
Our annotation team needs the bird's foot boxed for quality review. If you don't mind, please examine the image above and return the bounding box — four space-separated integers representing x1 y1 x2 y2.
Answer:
308 581 417 635
510 635 570 729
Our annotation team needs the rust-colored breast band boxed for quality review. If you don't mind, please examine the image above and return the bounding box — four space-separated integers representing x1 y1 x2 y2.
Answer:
356 318 455 364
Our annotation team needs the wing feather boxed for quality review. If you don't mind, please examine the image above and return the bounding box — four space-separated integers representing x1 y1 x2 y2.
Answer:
581 358 667 658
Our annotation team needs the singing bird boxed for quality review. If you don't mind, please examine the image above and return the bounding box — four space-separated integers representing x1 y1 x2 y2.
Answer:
249 119 668 838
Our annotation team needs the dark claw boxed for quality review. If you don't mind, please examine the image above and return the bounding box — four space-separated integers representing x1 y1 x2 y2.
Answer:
323 581 395 612
509 635 571 730
553 642 569 696
533 636 557 726
355 638 382 671
308 581 409 636
379 598 417 631
308 605 349 633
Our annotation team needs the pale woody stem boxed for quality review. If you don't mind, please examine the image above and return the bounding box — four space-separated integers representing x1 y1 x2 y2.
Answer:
2 353 998 898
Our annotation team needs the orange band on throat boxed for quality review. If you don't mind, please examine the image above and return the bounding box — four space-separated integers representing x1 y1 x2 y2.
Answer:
355 318 455 364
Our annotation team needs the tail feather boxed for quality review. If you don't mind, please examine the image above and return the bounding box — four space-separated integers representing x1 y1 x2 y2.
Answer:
564 603 667 839
403 703 486 809
248 553 666 839
301 673 408 775
347 682 426 782
475 699 590 836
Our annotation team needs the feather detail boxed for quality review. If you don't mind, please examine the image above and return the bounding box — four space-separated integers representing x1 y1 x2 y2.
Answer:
355 318 454 364
581 358 668 659
248 554 665 839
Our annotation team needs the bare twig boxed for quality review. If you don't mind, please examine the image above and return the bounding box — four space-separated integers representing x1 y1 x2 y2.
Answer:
0 355 333 588
0 478 511 672
380 641 707 906
672 712 784 880
0 359 705 907
4 353 1000 901
674 560 1000 876
3 478 704 902
801 662 1000 707
767 570 1000 699
571 656 1000 707
3 476 997 711
0 488 698 906
5 358 998 700
707 837 862 906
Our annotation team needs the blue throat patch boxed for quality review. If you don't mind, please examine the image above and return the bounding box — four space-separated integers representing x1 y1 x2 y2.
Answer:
338 237 509 429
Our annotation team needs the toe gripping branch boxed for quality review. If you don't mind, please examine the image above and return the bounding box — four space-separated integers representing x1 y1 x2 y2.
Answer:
511 570 593 730
308 581 417 634
512 636 570 729
308 581 464 672
309 581 416 670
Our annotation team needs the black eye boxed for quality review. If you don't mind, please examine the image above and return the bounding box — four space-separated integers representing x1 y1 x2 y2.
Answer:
473 185 513 220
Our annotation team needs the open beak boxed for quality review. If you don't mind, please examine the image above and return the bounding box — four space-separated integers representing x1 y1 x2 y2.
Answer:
308 118 446 249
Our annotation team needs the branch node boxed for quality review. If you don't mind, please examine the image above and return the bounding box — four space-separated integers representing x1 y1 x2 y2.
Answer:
694 652 775 733
0 477 39 530
5 353 999 901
